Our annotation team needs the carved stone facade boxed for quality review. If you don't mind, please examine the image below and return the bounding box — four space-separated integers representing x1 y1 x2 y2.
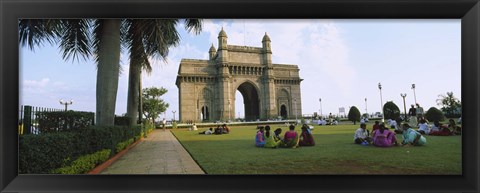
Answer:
176 29 302 122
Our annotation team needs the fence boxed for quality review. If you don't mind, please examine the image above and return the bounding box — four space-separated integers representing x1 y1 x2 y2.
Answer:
18 105 94 135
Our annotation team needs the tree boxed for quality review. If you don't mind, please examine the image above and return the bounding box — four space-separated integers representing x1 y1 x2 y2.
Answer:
436 92 461 118
125 19 202 125
19 19 121 126
425 107 446 122
142 87 169 123
348 106 361 125
19 19 202 126
383 101 400 120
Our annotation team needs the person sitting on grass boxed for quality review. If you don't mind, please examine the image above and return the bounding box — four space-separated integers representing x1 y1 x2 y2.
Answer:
264 125 282 148
198 128 213 135
214 126 223 135
354 123 371 145
372 123 398 147
255 126 265 147
417 119 430 135
273 128 283 142
299 124 315 146
372 121 380 132
280 124 299 148
448 119 462 135
221 124 230 134
401 123 426 146
429 120 453 136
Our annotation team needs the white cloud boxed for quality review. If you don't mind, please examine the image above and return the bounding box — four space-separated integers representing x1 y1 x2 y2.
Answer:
24 78 50 88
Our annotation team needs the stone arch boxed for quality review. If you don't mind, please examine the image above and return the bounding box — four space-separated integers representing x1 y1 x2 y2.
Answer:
235 81 260 121
197 87 213 121
277 88 291 119
176 30 302 122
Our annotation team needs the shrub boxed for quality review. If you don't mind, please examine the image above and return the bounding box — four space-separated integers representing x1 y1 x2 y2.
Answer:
383 101 400 120
348 106 361 124
36 111 94 133
19 125 143 174
144 121 155 133
116 138 135 153
114 116 131 126
19 132 76 174
51 149 111 174
425 107 446 122
173 122 178 129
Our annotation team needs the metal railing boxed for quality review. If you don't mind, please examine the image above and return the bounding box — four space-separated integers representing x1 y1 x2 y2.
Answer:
18 105 63 134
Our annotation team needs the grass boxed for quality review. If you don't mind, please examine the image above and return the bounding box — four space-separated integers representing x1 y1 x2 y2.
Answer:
171 123 461 175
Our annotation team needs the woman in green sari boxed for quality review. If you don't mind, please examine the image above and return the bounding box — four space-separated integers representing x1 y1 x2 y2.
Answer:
264 125 282 148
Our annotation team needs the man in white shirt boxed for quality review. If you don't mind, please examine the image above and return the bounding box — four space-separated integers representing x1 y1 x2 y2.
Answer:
354 123 371 144
417 119 430 134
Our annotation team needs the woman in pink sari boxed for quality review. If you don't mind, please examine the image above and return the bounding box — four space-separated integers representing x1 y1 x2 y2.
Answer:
372 123 398 147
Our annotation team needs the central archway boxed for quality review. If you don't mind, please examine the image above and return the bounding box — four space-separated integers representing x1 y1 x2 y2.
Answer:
236 82 260 121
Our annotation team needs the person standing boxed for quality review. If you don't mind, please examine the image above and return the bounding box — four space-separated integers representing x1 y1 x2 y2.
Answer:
408 104 417 127
162 118 167 131
415 103 424 123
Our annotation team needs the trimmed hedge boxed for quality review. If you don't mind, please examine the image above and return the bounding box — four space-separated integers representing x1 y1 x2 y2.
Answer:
19 125 143 174
36 111 94 133
116 138 135 153
114 116 131 126
51 149 111 174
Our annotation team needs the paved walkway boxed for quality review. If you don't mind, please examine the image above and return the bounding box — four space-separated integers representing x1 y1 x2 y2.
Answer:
100 129 205 174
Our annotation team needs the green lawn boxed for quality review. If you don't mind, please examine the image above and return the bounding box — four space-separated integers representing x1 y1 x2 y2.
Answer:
171 123 461 174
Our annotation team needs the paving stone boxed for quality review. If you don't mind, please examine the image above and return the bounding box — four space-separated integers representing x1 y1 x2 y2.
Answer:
100 129 205 174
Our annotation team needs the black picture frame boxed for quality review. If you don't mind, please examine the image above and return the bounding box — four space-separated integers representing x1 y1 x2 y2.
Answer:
1 0 478 192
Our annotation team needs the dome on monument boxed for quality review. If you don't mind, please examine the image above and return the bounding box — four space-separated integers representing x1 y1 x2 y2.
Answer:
209 44 216 52
262 32 271 42
218 28 228 38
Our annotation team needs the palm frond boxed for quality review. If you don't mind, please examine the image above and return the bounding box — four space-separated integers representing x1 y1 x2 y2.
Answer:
19 19 60 50
184 19 203 35
58 19 92 62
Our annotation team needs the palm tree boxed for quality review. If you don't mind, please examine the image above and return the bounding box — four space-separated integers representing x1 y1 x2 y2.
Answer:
19 19 202 126
124 19 202 125
20 19 122 126
436 92 461 116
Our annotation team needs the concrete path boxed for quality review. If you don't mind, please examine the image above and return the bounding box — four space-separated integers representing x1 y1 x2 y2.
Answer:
100 129 205 174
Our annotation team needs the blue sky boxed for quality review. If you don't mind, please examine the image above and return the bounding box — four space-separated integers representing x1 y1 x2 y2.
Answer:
20 19 461 120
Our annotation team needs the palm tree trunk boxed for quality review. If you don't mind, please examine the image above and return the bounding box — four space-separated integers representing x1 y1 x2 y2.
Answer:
96 19 121 126
127 61 141 125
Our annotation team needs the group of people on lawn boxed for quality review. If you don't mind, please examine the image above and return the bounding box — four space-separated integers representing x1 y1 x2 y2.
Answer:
354 122 424 147
255 124 315 148
355 117 462 147
198 124 231 135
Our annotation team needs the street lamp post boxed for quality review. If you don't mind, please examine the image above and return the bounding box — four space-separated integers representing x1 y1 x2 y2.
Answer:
319 98 322 118
59 99 73 111
172 111 176 122
400 93 407 121
365 98 368 116
411 84 417 104
378 83 384 122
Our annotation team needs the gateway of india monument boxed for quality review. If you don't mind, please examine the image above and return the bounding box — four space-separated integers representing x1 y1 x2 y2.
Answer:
175 29 303 122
